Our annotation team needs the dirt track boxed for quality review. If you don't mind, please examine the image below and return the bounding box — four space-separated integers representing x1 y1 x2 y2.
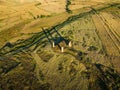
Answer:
92 13 120 56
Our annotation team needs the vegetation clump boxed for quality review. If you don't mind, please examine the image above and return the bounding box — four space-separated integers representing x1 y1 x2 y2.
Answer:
88 46 98 51
66 0 72 13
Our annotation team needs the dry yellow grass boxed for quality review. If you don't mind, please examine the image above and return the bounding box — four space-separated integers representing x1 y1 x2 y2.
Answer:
69 1 100 10
92 14 120 56
0 1 120 89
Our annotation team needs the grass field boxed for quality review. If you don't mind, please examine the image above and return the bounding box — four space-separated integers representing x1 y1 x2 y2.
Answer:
0 0 120 90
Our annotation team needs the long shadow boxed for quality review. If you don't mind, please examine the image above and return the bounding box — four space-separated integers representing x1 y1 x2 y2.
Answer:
54 28 62 37
0 7 90 57
46 30 61 49
46 28 64 49
42 28 53 46
0 6 91 56
42 27 68 49
0 26 69 57
42 28 65 50
53 27 69 45
0 27 62 56
33 28 58 51
47 30 54 40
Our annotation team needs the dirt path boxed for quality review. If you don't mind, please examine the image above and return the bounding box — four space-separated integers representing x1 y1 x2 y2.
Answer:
31 49 46 83
99 12 120 51
100 12 120 36
92 13 120 56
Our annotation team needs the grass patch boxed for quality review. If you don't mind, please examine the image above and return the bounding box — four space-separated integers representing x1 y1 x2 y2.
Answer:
37 51 54 62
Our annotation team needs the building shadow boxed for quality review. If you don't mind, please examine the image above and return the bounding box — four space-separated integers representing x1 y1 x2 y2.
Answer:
42 27 69 49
